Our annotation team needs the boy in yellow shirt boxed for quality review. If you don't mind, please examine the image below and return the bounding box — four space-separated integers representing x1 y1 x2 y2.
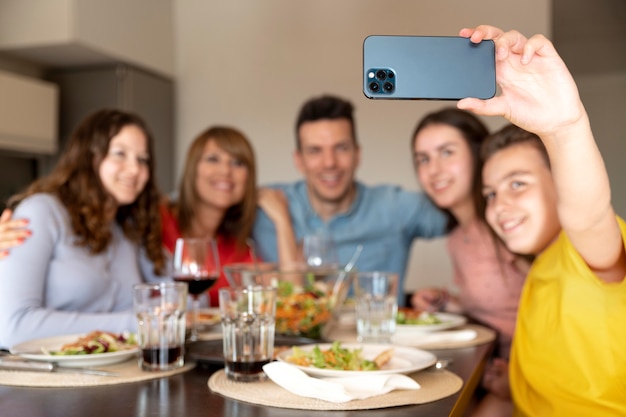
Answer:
459 25 626 416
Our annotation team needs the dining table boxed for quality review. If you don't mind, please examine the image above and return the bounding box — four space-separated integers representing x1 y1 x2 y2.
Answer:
0 311 495 417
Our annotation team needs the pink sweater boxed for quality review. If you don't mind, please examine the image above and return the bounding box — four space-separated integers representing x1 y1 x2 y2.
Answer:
447 220 526 358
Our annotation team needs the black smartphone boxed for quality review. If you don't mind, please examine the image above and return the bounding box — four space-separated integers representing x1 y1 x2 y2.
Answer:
363 35 496 100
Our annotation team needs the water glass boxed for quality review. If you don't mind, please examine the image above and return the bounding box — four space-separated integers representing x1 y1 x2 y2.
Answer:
133 282 188 371
219 286 277 382
302 232 339 269
223 262 278 288
354 272 398 344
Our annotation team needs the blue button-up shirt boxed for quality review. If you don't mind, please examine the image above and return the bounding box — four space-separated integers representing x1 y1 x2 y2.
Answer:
252 181 447 305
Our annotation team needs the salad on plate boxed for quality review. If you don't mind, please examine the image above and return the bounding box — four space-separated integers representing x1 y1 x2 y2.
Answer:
285 341 392 371
45 331 137 355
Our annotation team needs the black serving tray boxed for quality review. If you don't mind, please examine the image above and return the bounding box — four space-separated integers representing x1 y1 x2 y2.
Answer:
186 335 320 365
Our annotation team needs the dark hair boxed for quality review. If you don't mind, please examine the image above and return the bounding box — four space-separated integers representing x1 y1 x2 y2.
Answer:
480 124 543 265
481 124 550 169
412 107 489 231
8 108 165 274
174 126 257 249
295 94 357 150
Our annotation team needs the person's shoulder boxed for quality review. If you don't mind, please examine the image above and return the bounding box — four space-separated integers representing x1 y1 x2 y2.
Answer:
358 182 423 199
263 180 301 190
15 193 63 214
13 193 68 235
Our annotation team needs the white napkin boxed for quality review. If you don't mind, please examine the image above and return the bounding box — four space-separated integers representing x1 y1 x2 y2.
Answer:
393 329 477 347
262 361 420 403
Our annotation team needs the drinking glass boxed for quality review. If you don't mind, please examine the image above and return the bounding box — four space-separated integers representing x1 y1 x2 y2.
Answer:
302 232 339 270
172 238 220 341
219 286 277 382
133 282 187 371
354 271 398 344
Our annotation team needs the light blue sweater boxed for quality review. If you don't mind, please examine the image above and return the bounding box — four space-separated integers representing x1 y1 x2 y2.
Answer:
0 193 164 349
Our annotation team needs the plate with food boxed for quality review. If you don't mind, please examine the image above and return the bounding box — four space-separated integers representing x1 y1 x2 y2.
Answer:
396 309 467 333
10 331 139 368
187 308 220 330
276 341 436 377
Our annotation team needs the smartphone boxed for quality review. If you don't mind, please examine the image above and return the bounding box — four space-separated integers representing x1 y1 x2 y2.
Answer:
363 35 496 100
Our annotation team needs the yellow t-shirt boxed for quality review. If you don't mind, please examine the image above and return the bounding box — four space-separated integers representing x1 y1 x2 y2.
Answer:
511 217 626 417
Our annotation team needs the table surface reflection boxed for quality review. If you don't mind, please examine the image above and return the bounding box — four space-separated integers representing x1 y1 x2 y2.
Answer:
0 342 492 417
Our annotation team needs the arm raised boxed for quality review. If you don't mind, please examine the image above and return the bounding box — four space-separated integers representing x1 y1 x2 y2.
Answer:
458 25 624 283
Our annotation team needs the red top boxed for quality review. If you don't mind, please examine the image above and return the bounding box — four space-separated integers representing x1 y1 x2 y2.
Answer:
160 205 254 306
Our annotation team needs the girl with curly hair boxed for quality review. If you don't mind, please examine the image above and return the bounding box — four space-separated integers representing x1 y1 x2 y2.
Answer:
0 109 166 348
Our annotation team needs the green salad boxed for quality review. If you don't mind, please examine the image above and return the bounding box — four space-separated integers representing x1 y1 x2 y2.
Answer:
286 341 379 371
396 310 444 325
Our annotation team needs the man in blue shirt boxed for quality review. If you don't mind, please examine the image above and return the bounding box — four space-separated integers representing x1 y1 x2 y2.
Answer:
253 95 447 304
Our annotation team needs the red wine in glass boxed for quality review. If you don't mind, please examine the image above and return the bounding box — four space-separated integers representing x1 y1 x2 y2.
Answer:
173 273 219 296
173 238 220 341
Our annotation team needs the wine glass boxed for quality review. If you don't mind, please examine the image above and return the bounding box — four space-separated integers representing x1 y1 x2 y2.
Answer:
172 238 220 341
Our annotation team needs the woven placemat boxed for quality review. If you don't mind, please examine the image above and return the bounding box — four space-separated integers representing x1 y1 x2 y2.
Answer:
0 358 195 387
208 368 462 410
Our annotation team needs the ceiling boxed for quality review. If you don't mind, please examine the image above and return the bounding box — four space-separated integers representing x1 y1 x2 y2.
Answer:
553 0 626 75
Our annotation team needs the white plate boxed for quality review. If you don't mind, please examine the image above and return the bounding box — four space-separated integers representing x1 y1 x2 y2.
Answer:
10 334 140 368
276 343 436 377
396 312 467 333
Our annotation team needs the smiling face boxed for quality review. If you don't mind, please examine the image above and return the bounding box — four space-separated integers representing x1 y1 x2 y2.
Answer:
414 124 475 216
482 143 561 255
294 118 360 212
98 124 150 206
194 139 248 212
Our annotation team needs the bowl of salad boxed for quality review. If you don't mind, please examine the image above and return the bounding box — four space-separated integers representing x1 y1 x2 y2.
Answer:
224 264 353 340
273 268 354 340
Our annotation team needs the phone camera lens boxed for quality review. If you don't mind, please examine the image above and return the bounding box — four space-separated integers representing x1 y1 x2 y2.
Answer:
375 70 387 80
386 71 394 79
368 81 380 93
383 82 394 93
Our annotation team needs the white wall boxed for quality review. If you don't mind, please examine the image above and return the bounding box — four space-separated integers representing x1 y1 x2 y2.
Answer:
173 0 551 294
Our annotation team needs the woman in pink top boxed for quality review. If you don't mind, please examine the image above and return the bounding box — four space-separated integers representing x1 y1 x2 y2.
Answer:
411 108 528 417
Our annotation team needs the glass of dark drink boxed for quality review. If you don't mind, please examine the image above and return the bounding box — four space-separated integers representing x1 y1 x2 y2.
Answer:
219 286 277 382
173 238 220 341
133 282 188 371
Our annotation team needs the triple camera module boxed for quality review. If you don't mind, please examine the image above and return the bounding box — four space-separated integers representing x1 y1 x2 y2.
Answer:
366 68 396 95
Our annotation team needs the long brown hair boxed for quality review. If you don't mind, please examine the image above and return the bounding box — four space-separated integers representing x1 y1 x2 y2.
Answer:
174 126 257 249
8 109 165 274
411 107 490 231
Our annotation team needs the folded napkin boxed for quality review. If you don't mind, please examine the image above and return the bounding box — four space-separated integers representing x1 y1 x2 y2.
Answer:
262 361 420 403
394 329 477 347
